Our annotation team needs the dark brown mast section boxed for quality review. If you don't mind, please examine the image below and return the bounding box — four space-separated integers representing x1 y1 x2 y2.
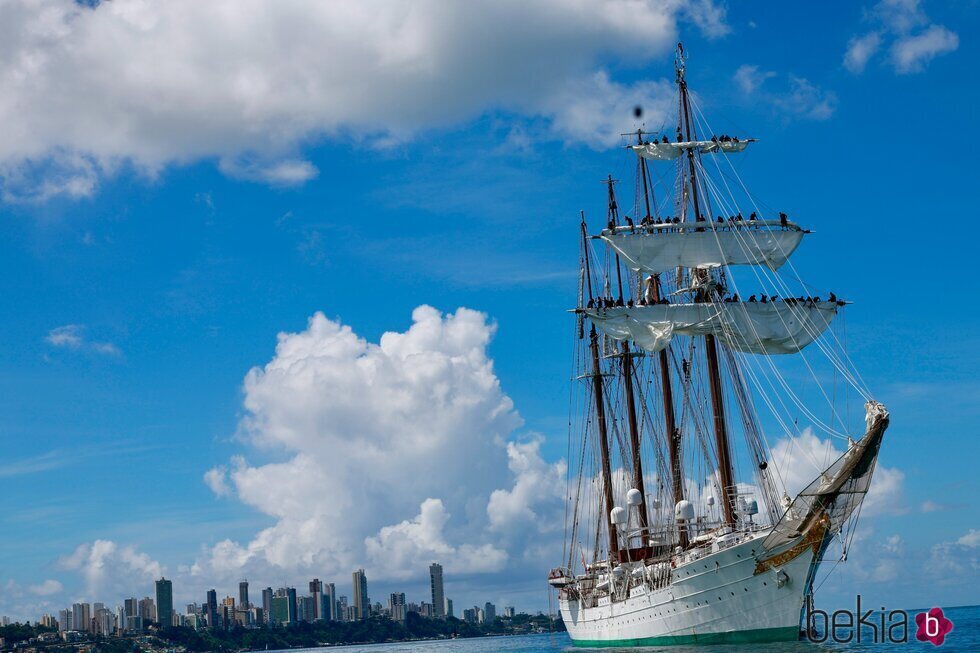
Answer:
603 178 650 543
676 43 736 526
581 216 619 560
634 135 687 547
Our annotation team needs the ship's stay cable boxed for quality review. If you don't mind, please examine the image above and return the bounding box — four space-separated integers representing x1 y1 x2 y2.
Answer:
689 95 872 398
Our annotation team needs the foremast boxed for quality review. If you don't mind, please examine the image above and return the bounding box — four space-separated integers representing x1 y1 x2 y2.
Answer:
603 177 652 549
580 216 619 562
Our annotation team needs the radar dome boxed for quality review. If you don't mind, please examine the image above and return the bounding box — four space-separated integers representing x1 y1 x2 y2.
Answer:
610 506 627 526
674 500 694 521
626 489 643 506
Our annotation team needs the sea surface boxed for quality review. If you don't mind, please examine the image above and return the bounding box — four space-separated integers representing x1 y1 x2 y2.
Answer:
269 605 978 653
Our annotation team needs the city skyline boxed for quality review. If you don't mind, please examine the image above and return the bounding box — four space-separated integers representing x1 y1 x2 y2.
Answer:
0 0 977 624
1 562 522 633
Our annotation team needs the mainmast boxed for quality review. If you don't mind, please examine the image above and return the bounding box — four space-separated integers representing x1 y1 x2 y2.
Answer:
676 42 736 527
633 135 687 548
604 178 650 545
581 216 619 561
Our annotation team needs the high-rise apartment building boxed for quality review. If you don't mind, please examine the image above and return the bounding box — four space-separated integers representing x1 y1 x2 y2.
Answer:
446 598 454 618
352 569 368 620
308 579 322 621
484 602 496 623
286 587 298 623
388 592 406 622
71 602 91 632
262 587 273 618
429 563 445 618
205 589 218 629
269 596 289 624
155 577 174 627
239 580 250 609
324 583 336 621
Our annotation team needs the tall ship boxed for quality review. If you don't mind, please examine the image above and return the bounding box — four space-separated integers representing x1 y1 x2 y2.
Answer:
548 44 889 647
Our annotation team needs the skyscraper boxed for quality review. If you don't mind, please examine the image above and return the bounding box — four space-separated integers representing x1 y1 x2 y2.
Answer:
324 583 336 621
446 598 454 618
205 589 218 629
388 592 406 622
262 587 273 618
269 596 289 624
308 579 322 621
352 569 368 620
155 577 174 627
429 563 445 618
72 602 91 632
286 587 298 623
239 580 250 609
484 602 496 623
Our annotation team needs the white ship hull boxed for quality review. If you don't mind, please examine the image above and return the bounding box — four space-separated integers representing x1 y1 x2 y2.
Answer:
560 531 818 647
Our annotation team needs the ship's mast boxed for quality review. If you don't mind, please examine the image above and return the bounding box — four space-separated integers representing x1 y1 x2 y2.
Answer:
634 135 687 548
581 216 619 561
604 178 650 544
676 42 736 527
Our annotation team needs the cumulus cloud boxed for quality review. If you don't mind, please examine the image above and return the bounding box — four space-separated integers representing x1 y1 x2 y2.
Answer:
733 64 776 94
203 467 232 498
197 306 568 589
844 32 883 73
365 498 508 579
769 428 904 517
487 438 566 533
844 0 958 74
732 67 836 121
45 325 120 356
0 0 727 200
926 528 980 582
57 540 163 599
28 579 63 596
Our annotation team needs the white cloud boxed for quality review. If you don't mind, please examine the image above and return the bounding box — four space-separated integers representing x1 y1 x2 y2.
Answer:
733 68 836 121
57 540 163 599
769 428 904 517
844 32 883 73
891 24 958 74
845 0 957 74
196 306 546 586
926 528 980 581
218 158 319 187
733 64 776 94
45 324 120 356
45 325 84 348
487 438 566 533
28 579 63 596
0 0 727 199
203 467 232 498
365 498 508 579
957 529 980 548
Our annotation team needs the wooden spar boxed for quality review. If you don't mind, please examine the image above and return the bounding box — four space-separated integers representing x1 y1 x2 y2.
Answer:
581 216 619 560
677 42 736 527
603 177 650 543
705 333 736 525
637 129 653 220
632 131 685 547
649 278 687 547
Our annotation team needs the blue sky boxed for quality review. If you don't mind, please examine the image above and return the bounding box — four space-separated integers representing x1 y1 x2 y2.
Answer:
0 0 977 621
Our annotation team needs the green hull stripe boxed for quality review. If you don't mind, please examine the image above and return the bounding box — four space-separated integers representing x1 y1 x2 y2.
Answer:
570 625 800 647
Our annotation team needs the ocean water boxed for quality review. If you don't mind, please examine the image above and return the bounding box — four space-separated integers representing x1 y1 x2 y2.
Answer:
273 605 978 652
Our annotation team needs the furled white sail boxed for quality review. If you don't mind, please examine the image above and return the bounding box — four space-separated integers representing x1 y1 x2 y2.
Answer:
585 301 838 355
601 224 804 275
630 139 755 161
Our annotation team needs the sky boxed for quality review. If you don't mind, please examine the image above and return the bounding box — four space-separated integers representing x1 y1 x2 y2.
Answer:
0 0 978 622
